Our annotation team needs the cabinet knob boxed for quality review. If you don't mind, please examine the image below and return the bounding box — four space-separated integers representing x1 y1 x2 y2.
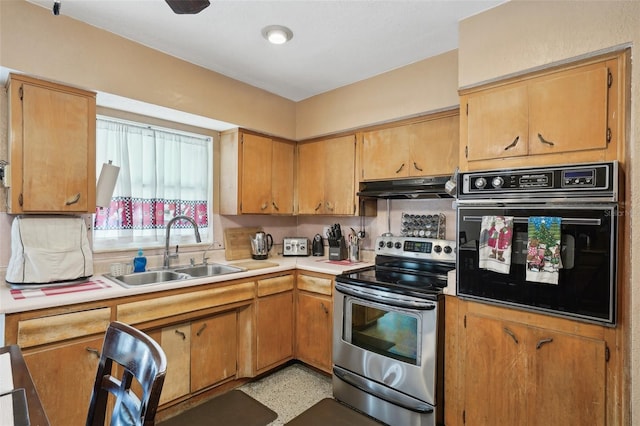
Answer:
272 201 279 211
196 323 207 337
504 135 520 151
65 193 81 205
413 162 423 172
315 202 322 212
175 329 187 340
85 347 101 359
537 133 555 147
395 163 405 174
503 327 519 344
536 338 554 349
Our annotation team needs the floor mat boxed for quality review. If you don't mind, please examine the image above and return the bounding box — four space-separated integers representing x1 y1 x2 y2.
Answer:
158 390 277 426
284 398 382 426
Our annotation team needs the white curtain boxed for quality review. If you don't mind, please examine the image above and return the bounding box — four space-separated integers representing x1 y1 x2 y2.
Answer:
94 117 212 250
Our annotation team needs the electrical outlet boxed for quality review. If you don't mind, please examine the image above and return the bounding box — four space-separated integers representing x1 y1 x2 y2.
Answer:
323 226 330 237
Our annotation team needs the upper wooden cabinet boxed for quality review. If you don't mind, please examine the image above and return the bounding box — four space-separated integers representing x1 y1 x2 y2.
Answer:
6 74 96 213
220 129 295 215
297 134 356 215
361 111 459 181
460 51 627 171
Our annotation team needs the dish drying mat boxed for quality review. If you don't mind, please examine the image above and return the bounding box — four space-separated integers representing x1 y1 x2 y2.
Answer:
10 279 111 300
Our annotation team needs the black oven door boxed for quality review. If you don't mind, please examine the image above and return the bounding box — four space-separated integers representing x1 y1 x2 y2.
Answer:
457 204 617 325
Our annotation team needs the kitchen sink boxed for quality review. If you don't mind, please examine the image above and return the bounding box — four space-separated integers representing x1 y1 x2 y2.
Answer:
106 263 247 288
108 270 188 288
173 263 245 277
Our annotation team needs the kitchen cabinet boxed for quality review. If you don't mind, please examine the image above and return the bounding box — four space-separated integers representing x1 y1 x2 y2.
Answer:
361 111 459 181
155 311 238 404
455 301 608 426
295 272 333 373
6 73 96 213
459 52 625 171
255 274 294 373
297 134 356 215
220 129 295 215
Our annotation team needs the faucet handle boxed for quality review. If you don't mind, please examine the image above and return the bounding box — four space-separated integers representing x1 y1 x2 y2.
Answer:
190 257 196 266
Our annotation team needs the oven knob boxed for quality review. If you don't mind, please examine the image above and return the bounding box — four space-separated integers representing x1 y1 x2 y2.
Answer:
474 177 487 189
378 241 385 248
492 176 504 188
386 241 393 248
433 245 442 253
395 242 402 249
444 245 453 254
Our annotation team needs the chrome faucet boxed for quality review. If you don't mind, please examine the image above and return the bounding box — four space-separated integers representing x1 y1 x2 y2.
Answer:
164 215 202 268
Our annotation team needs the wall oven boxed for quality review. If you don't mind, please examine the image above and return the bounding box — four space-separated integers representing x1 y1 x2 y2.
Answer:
333 236 456 426
456 161 619 325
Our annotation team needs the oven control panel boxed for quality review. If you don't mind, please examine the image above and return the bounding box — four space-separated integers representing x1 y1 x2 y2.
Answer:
458 161 617 201
375 236 456 262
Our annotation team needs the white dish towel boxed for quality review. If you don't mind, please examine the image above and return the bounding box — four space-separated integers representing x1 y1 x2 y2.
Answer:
6 216 93 284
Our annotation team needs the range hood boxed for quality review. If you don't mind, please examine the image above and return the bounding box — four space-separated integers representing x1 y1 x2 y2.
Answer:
357 175 453 199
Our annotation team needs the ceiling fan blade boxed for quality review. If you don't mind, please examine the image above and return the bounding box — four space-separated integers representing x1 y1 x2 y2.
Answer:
165 0 210 14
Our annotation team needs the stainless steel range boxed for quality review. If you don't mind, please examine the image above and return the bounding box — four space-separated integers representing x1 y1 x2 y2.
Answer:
333 236 456 426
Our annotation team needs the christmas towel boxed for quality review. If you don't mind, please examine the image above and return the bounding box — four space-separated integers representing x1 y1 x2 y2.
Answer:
526 217 562 284
478 216 514 274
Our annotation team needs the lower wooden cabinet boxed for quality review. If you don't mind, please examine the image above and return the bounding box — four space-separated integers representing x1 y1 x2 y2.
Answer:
23 336 104 426
255 274 294 373
295 272 333 373
456 303 608 426
153 311 239 405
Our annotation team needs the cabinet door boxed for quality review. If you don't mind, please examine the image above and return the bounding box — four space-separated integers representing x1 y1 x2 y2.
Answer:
295 292 332 372
463 314 527 426
324 135 356 215
159 323 191 404
466 85 529 161
409 115 459 177
528 64 609 155
23 336 103 426
241 133 273 214
297 141 325 214
21 83 93 212
271 139 295 214
191 312 237 392
528 328 606 426
362 126 410 180
256 291 294 372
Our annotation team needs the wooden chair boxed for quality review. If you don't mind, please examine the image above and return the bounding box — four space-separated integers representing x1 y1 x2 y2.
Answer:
86 321 167 426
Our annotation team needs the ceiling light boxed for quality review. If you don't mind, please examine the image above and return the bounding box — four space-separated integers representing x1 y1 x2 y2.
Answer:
262 25 293 45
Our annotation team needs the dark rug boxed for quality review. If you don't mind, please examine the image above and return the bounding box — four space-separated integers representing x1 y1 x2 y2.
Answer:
158 390 277 426
285 398 383 426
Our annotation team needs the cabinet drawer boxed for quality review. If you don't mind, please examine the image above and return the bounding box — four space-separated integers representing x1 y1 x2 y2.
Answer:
117 282 254 325
257 274 294 297
17 307 111 348
297 274 332 296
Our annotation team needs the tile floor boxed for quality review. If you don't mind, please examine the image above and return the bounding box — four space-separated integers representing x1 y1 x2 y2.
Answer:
239 363 333 425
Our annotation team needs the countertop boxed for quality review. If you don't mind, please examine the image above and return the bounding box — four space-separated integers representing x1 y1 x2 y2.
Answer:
0 256 373 315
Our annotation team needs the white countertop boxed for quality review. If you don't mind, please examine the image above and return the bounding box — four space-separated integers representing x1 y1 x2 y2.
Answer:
0 256 373 315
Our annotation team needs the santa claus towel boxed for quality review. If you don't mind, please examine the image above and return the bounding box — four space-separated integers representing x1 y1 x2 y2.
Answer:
526 217 562 284
478 216 514 274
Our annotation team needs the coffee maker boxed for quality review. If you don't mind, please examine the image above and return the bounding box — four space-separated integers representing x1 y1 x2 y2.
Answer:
312 234 325 256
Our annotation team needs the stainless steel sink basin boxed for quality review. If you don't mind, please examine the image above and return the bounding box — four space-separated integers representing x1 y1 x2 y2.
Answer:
173 263 246 277
107 270 188 288
106 262 247 288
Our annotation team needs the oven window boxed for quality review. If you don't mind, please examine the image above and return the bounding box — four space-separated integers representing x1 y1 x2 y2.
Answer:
346 299 421 365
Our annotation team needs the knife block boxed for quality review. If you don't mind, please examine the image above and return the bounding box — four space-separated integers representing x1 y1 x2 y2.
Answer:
328 237 348 261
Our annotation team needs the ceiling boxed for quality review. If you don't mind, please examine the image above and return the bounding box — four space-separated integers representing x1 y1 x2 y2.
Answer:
26 0 505 103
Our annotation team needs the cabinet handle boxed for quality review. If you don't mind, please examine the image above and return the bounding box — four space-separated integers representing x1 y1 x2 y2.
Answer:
413 162 423 172
314 202 322 212
537 133 555 146
65 193 81 205
272 201 279 211
503 327 519 344
325 201 334 211
395 163 405 174
261 202 268 211
85 347 101 359
175 329 186 340
196 323 207 337
536 338 554 349
320 302 328 314
504 136 520 151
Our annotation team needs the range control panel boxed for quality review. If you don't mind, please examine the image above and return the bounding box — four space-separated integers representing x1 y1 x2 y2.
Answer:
459 161 617 200
375 236 456 263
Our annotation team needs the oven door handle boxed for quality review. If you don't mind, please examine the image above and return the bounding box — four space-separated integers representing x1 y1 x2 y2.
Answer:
335 283 437 310
333 366 435 414
462 215 602 226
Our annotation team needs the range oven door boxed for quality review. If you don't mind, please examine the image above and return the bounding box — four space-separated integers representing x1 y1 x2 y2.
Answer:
333 282 442 408
457 204 617 325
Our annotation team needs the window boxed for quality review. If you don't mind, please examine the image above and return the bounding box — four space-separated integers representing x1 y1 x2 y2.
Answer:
94 116 213 251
